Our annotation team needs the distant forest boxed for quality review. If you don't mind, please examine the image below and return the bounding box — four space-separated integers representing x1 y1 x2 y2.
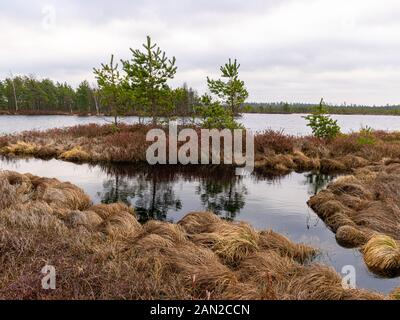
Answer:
247 102 400 115
1 75 400 116
0 76 198 116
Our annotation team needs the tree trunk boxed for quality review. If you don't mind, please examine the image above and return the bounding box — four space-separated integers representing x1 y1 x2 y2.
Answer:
151 97 157 125
10 76 18 112
93 91 100 115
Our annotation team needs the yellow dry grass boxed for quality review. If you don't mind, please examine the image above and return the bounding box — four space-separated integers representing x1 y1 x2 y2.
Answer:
64 210 103 230
363 235 400 276
187 218 260 266
335 225 369 248
59 146 90 162
258 230 318 263
390 287 400 300
2 141 37 155
90 202 134 220
98 211 142 239
178 211 221 234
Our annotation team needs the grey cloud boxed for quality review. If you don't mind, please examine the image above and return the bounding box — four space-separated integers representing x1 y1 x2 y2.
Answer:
1 0 400 105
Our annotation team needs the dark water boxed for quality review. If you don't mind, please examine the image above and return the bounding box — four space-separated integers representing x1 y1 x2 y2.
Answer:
0 157 398 294
1 113 400 135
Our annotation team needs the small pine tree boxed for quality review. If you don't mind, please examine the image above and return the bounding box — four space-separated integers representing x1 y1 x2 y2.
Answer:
122 36 177 124
196 94 243 130
207 58 248 117
94 55 126 125
304 98 341 139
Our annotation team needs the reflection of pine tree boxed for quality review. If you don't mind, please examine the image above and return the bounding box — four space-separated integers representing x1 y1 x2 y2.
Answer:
100 174 134 204
134 175 182 222
196 178 247 220
304 173 335 195
98 173 181 223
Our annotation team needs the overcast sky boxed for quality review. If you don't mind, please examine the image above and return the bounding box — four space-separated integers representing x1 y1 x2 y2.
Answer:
1 0 400 105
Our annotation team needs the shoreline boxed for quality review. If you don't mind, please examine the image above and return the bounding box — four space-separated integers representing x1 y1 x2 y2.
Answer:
0 122 399 174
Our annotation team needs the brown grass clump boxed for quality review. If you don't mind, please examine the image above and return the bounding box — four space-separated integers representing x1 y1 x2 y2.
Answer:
292 150 320 170
163 244 239 297
284 264 385 300
363 235 400 276
208 222 260 266
89 202 134 220
236 251 385 300
237 251 296 289
258 230 318 263
64 210 103 230
59 146 90 162
183 213 260 266
0 180 18 210
98 211 142 239
1 141 37 155
320 158 347 172
255 154 296 174
335 225 369 248
390 287 400 300
143 220 188 244
134 233 176 249
222 283 274 300
0 170 91 212
178 211 222 234
340 155 369 169
309 164 400 276
36 181 92 212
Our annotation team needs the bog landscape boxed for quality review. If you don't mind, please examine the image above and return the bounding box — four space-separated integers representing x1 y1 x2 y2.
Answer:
0 1 399 301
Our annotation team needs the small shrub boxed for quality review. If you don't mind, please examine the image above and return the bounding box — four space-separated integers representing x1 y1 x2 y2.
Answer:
358 125 375 146
304 98 341 139
254 129 296 154
196 94 243 130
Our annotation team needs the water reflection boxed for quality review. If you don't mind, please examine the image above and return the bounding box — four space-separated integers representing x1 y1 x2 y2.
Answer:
196 179 247 220
304 173 336 195
97 164 242 222
95 164 334 222
98 172 182 222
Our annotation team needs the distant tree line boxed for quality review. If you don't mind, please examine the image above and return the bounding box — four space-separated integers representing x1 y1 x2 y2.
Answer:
0 74 198 117
246 102 400 115
3 75 400 118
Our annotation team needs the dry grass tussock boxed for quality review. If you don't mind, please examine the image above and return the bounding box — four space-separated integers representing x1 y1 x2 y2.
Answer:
390 287 400 300
59 146 90 162
2 125 400 174
308 163 400 276
0 171 390 299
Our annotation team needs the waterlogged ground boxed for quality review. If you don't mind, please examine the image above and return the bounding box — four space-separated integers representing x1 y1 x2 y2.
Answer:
0 156 398 294
1 113 400 135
